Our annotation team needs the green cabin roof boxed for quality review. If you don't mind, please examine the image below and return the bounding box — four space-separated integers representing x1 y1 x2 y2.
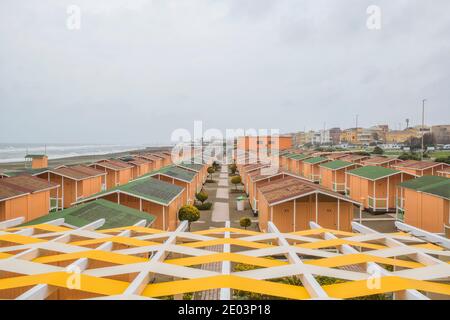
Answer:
156 165 196 182
87 177 184 205
399 176 450 200
21 199 155 229
347 166 399 180
303 156 328 164
320 160 354 170
285 153 310 160
178 162 204 172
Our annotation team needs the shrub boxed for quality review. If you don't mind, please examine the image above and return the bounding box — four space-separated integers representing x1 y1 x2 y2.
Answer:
231 175 242 190
435 156 450 164
239 217 252 230
178 205 200 231
195 202 213 210
207 167 215 180
398 152 421 161
195 190 208 204
372 146 384 155
229 163 237 175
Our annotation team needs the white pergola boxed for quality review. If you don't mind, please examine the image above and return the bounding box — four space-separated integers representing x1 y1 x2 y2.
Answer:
0 217 449 300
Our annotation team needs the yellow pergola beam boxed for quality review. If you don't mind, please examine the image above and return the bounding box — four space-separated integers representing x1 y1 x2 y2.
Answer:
305 253 424 269
181 238 274 249
69 236 160 247
33 250 148 265
297 239 386 250
165 253 288 268
142 275 310 300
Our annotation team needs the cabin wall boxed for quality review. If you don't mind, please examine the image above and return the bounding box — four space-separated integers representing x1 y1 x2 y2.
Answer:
320 168 333 190
2 191 50 222
404 189 447 234
270 194 353 232
80 176 103 199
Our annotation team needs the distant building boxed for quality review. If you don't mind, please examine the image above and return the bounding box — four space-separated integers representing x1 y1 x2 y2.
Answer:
385 127 422 143
432 125 450 144
329 127 341 145
237 135 293 154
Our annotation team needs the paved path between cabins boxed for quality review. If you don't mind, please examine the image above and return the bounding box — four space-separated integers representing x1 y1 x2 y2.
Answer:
194 245 223 300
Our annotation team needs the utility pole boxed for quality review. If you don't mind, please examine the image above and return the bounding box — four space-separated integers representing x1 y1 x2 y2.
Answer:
421 99 426 160
355 114 359 129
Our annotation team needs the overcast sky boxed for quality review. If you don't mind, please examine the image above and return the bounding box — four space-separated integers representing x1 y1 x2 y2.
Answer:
1 0 449 145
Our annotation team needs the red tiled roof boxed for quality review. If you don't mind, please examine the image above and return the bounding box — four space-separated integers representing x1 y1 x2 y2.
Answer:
339 154 369 162
363 156 398 165
0 175 58 201
51 165 105 180
94 159 133 171
393 160 444 170
258 176 357 205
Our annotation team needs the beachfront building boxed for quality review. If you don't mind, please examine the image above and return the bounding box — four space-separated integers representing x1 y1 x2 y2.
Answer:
284 153 311 176
247 170 302 213
240 163 271 194
89 159 133 190
176 162 208 192
391 160 448 177
361 156 402 168
23 199 155 230
345 166 415 212
76 177 184 231
257 176 361 232
319 160 359 193
137 154 163 171
302 156 329 182
152 153 172 167
35 165 106 209
141 165 197 205
396 176 449 237
25 154 48 169
120 156 152 180
0 175 59 222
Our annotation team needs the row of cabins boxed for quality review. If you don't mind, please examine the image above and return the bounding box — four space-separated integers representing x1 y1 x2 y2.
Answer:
239 150 449 236
0 150 209 230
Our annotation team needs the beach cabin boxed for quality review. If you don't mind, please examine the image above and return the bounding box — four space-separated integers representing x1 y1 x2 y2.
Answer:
176 162 207 192
0 175 59 222
75 177 184 231
121 156 151 180
319 160 359 193
257 176 361 232
23 199 155 230
248 170 303 213
25 154 48 169
345 166 415 212
35 165 106 209
152 153 172 167
144 165 197 205
240 163 271 194
391 160 448 177
397 176 449 237
437 167 450 178
303 156 329 182
137 154 163 171
325 153 349 161
89 159 133 190
361 156 402 168
285 153 312 176
339 154 370 164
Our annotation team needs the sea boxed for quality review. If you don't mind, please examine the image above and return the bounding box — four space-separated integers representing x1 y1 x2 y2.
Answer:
0 143 149 163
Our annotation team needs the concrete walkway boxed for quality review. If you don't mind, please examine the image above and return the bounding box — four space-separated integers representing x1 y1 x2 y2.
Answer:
212 202 230 222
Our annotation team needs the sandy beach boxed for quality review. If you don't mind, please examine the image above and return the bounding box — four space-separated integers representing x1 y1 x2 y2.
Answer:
0 146 172 171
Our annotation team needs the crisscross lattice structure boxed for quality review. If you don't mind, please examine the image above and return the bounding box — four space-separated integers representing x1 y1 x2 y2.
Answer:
0 217 449 300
